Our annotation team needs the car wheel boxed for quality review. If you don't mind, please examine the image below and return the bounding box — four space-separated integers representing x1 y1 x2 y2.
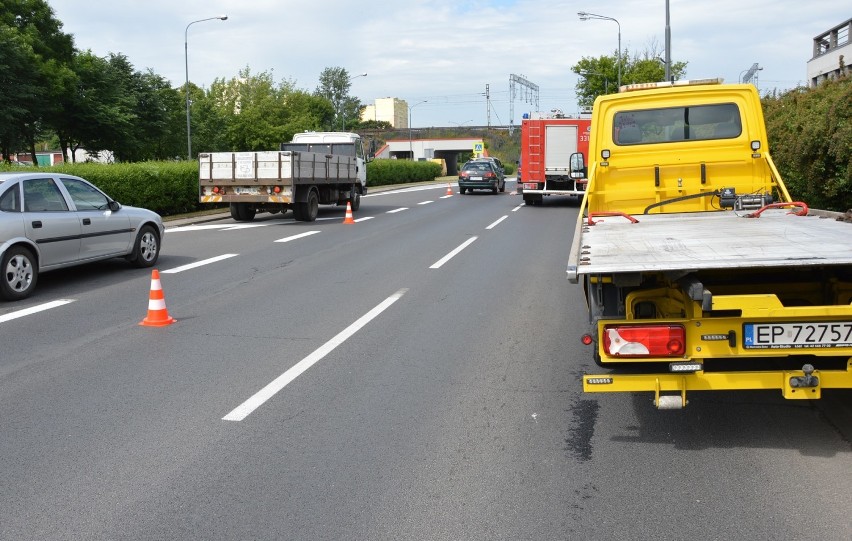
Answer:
350 192 361 212
492 185 498 194
128 225 160 268
459 187 466 194
296 189 319 222
1 245 38 301
230 203 255 222
499 181 506 193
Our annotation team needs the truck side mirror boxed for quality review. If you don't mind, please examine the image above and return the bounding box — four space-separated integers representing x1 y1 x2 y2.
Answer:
570 152 586 179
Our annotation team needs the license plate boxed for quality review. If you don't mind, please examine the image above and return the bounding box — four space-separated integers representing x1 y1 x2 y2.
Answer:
470 176 482 181
743 321 852 349
234 187 260 195
524 183 537 190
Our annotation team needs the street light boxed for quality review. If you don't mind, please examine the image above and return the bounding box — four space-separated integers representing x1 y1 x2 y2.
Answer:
578 11 621 89
185 15 228 160
341 72 367 130
408 100 427 160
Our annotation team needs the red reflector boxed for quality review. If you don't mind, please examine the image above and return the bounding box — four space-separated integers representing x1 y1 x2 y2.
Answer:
581 334 594 346
274 186 281 193
213 187 220 193
603 324 685 357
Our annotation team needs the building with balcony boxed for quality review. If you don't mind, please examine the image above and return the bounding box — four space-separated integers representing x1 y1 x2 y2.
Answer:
807 18 850 86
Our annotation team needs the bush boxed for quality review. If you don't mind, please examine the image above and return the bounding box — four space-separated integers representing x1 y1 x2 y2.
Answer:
367 159 443 186
45 161 201 216
763 76 851 212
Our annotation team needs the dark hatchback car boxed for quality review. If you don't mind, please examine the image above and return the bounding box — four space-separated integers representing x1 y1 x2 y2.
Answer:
458 160 505 194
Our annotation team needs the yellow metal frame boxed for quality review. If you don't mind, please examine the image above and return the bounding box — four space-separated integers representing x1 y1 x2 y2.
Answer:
584 359 852 407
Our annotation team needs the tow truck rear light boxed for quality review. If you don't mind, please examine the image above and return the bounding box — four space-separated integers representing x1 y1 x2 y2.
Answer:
603 324 685 357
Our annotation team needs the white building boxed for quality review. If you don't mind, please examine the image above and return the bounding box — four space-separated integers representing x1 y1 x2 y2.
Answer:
807 18 851 87
361 97 409 128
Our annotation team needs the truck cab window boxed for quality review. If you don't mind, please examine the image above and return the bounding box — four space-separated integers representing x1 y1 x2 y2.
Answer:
613 103 741 145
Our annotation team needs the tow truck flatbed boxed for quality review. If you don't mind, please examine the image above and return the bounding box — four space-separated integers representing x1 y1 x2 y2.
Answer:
568 209 852 282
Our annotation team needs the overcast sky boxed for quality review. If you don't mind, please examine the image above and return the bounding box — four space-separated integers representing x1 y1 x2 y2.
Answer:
46 0 848 128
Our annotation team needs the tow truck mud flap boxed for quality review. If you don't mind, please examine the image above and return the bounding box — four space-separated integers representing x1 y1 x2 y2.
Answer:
582 359 852 408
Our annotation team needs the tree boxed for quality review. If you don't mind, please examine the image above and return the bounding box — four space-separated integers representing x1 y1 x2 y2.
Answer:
0 25 39 163
0 0 74 165
315 66 363 130
572 42 687 107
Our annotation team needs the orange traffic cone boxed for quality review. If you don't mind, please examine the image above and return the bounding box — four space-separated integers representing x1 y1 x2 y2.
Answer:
139 269 176 327
343 201 355 224
446 183 453 196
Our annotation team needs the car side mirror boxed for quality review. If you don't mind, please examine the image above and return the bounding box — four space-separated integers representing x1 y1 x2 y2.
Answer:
108 200 121 211
569 152 586 179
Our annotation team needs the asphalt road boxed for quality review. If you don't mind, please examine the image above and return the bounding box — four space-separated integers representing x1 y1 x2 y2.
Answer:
1 180 850 540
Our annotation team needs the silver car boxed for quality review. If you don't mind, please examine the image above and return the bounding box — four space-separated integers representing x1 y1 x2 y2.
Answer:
0 172 165 301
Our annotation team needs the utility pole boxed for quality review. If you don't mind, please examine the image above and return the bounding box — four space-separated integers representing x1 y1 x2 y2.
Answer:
485 84 491 128
509 74 539 134
665 0 672 81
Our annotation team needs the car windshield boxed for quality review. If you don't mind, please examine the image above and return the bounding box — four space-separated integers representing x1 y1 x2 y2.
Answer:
463 163 491 172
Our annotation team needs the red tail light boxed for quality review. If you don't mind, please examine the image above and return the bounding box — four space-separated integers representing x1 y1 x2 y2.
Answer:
603 324 685 357
484 172 495 179
213 186 220 194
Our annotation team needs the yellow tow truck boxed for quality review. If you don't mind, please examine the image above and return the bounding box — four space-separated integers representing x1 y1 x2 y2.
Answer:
567 79 852 409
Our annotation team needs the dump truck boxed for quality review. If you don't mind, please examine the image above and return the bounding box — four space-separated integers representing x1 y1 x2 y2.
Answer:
567 79 852 409
198 132 368 222
518 114 591 205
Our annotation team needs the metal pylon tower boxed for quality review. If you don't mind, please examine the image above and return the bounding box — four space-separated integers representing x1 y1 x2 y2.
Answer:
509 74 539 134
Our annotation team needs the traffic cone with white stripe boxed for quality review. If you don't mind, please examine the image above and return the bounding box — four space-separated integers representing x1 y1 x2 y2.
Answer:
446 182 453 196
343 201 355 224
139 269 176 327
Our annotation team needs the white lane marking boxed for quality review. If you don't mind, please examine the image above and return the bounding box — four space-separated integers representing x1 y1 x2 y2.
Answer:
511 204 524 212
364 185 448 197
162 254 239 274
0 299 75 323
418 201 433 205
274 231 321 243
440 194 453 199
430 237 478 269
223 288 409 421
166 224 233 233
354 216 375 222
387 208 408 214
220 224 272 230
486 215 509 230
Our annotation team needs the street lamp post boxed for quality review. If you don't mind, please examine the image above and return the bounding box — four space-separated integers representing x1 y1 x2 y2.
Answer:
408 100 427 160
578 11 621 89
341 72 367 131
185 15 228 160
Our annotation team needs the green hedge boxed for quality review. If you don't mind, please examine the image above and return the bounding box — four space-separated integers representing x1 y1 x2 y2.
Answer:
366 159 443 186
7 161 202 216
